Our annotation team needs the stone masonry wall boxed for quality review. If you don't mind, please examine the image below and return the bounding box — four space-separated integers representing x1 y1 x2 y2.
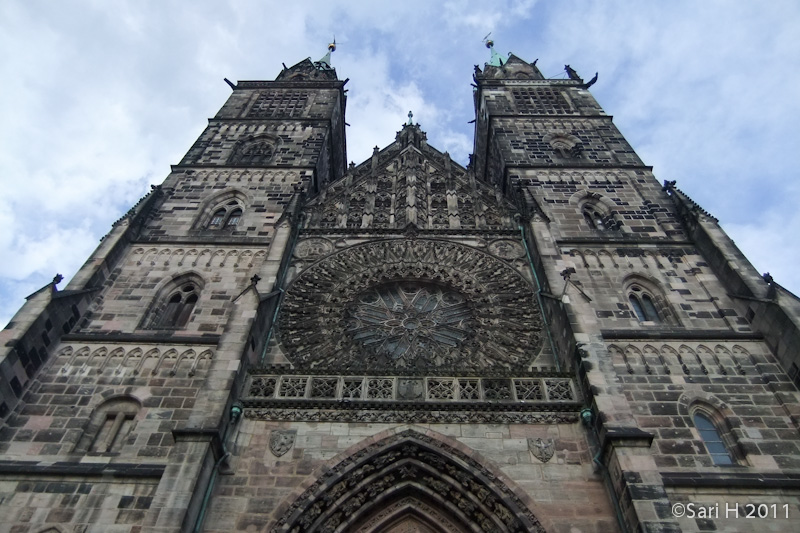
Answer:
76 242 261 335
512 169 683 240
179 122 331 168
147 168 312 241
0 476 160 533
491 117 642 168
203 421 618 533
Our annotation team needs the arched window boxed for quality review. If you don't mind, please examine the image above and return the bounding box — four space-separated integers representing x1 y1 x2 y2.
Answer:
578 195 619 232
206 201 243 230
208 208 226 228
623 276 680 326
544 132 583 159
144 276 203 330
225 208 242 227
629 285 661 323
229 136 277 166
75 397 140 454
158 284 198 328
693 412 735 465
583 206 607 230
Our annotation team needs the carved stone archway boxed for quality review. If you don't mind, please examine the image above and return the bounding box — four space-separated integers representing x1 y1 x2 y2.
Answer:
355 496 465 532
272 430 546 533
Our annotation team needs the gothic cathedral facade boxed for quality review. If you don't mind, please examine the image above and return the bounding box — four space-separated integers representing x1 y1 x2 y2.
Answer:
2 45 800 533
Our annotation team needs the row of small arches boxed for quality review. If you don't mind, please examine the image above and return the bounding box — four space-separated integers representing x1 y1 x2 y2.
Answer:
57 345 214 377
569 249 681 270
181 168 298 183
132 247 267 268
608 343 759 376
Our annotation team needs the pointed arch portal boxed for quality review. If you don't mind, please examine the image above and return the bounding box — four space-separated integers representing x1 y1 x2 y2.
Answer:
273 430 545 533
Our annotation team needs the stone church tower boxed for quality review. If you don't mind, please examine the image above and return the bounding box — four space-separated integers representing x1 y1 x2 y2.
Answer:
2 42 800 533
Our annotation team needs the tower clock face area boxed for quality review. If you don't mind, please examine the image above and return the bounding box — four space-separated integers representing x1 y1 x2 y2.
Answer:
277 239 544 371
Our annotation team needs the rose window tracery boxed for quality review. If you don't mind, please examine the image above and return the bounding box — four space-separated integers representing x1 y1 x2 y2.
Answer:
347 282 475 367
278 239 544 371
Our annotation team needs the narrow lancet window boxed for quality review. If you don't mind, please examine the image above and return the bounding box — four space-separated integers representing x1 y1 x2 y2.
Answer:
694 412 734 465
629 286 661 323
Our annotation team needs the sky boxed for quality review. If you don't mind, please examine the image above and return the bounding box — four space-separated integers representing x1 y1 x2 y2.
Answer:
1 0 799 327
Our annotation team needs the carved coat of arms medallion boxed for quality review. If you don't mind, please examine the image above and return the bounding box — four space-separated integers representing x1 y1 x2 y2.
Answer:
398 379 424 400
488 239 525 259
294 238 333 259
269 429 297 457
528 438 555 463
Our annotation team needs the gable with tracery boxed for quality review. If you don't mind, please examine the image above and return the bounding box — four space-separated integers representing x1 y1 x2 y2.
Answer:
303 124 516 232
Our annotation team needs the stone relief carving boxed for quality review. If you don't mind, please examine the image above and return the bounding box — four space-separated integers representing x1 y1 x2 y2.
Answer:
397 378 423 400
294 237 333 259
488 239 525 259
528 438 555 463
269 429 296 457
278 239 544 371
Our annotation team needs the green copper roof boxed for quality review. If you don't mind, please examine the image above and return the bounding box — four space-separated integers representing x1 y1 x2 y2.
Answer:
316 40 336 69
486 39 505 67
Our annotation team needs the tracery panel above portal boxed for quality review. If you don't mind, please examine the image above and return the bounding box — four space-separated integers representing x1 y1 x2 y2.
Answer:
277 239 544 371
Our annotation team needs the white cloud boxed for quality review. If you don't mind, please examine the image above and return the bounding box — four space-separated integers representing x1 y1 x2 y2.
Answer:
1 0 798 327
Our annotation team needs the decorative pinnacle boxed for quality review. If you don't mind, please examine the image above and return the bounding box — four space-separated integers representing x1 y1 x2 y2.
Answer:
407 111 414 125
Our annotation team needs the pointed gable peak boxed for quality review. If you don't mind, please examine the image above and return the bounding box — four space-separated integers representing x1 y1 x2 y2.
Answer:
396 120 428 151
304 128 518 232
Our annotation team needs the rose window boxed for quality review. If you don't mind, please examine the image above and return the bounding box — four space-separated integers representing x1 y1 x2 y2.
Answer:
346 282 475 366
278 239 544 371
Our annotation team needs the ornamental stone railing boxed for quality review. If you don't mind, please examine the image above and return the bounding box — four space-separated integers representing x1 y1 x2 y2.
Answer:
244 374 577 404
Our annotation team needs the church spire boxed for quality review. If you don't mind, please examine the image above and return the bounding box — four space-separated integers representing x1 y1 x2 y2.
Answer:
277 40 339 81
315 39 336 69
484 36 506 67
